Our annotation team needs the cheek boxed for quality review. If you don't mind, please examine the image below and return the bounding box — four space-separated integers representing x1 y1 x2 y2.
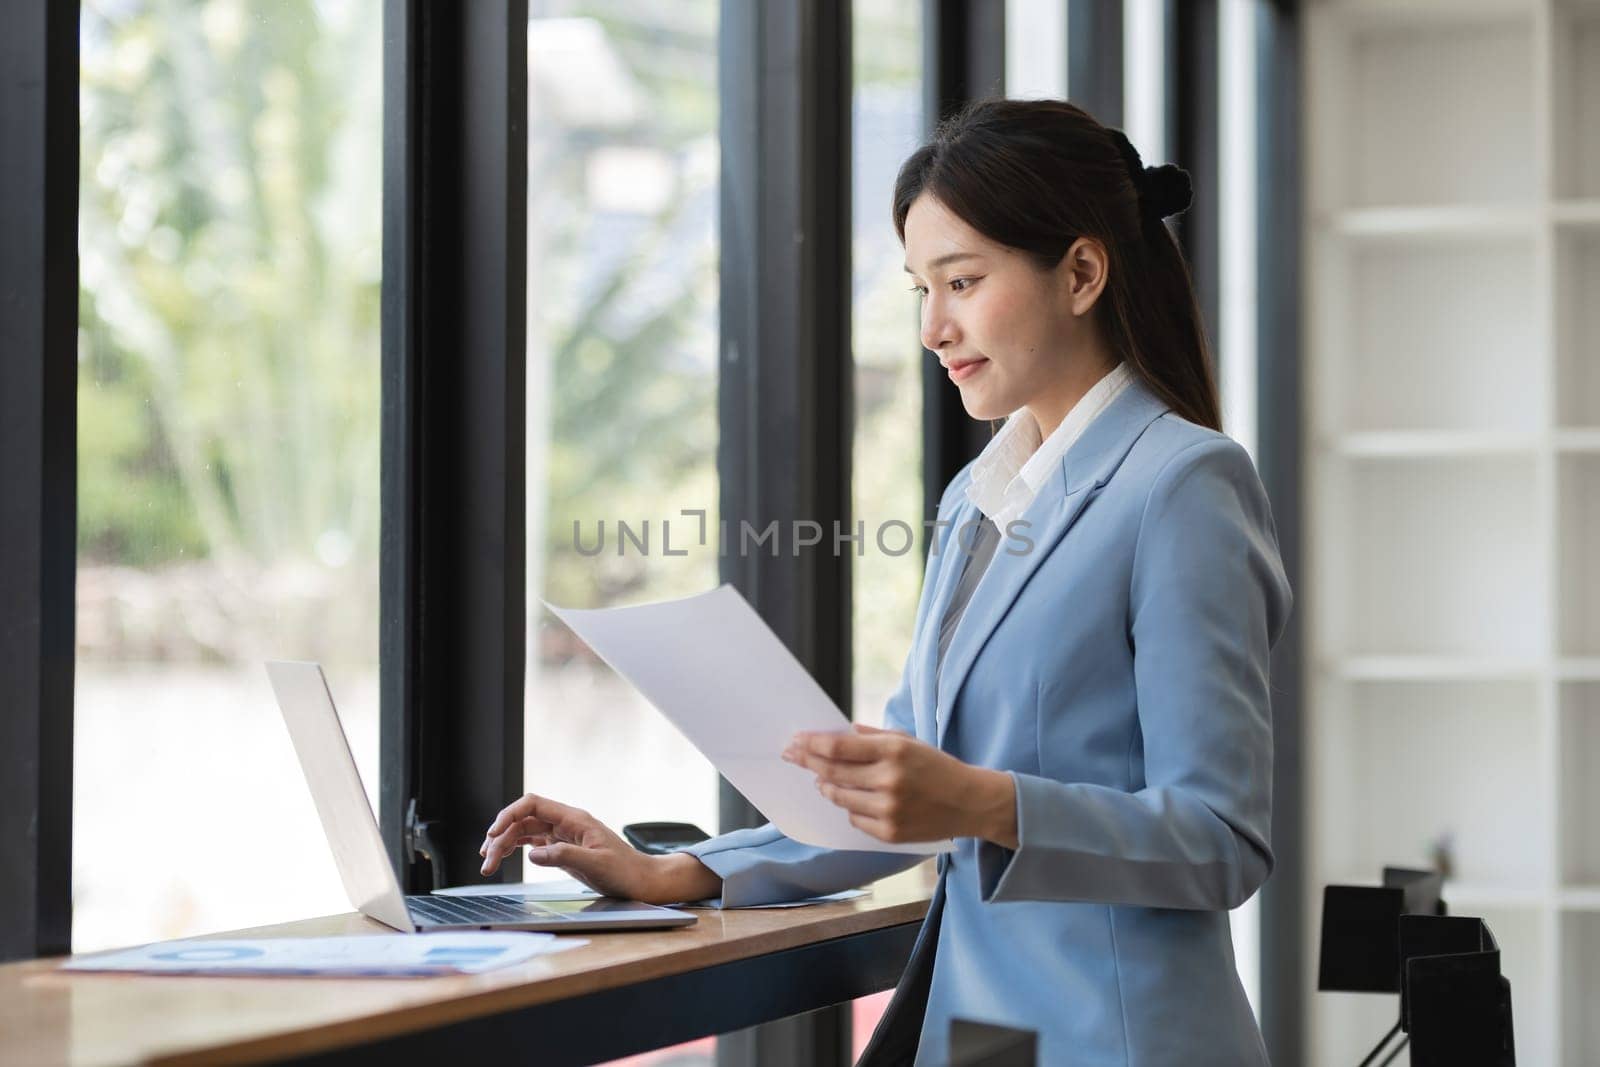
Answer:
970 287 1046 360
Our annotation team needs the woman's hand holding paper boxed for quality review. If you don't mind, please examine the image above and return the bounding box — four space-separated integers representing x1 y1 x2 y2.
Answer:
783 723 1019 850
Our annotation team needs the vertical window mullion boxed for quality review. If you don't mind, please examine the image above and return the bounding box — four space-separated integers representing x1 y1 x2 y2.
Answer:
1254 1 1306 1061
1174 0 1222 361
0 0 78 963
379 0 529 895
920 0 1004 534
716 0 853 1062
1067 0 1125 126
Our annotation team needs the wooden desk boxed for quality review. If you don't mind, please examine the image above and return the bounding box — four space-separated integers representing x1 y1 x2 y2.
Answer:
0 863 935 1067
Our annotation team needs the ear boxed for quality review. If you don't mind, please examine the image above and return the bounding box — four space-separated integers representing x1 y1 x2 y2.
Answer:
1056 236 1109 317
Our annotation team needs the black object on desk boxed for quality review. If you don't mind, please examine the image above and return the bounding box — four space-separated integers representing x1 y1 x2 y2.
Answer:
622 821 711 855
1400 914 1515 1066
1317 866 1514 1066
1318 866 1444 994
948 1018 1037 1066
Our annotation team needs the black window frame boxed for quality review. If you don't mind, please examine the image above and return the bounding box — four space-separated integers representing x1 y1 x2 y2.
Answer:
1254 2 1306 1061
921 0 1007 517
0 0 78 964
378 0 531 897
715 1 856 1061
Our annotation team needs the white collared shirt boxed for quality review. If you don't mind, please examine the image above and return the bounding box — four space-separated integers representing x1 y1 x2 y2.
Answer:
964 361 1135 529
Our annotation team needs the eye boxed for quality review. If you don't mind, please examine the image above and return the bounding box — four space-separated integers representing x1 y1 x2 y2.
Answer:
908 277 977 296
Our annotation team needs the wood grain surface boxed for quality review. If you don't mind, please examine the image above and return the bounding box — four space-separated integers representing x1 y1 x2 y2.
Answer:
0 861 937 1067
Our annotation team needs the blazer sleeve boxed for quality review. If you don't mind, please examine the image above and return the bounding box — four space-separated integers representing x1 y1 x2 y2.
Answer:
681 470 973 907
974 436 1293 911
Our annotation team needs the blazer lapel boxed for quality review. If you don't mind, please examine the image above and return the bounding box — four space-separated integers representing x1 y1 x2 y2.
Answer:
933 378 1172 751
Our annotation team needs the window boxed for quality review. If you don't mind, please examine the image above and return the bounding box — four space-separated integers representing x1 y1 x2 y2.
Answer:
523 0 721 859
850 0 924 1054
850 0 925 732
75 0 383 951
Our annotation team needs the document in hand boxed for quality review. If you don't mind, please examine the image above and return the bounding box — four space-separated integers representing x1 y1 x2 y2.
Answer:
545 584 954 855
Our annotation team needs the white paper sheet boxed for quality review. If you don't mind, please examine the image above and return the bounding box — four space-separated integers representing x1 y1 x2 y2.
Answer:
61 932 585 977
546 585 954 855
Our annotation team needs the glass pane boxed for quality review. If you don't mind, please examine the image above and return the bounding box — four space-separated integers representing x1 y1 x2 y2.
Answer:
524 0 720 875
76 0 384 951
851 0 924 1055
851 0 924 732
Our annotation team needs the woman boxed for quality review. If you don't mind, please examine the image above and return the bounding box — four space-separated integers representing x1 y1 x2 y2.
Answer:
480 98 1292 1066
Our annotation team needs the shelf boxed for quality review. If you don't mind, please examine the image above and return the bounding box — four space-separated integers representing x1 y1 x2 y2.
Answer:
1559 685 1600 884
1556 429 1600 451
1314 680 1546 889
1555 230 1600 428
1557 658 1600 681
1303 3 1594 1061
1554 199 1600 227
1324 238 1539 433
1322 872 1548 910
1558 457 1600 655
1322 204 1536 239
1331 456 1543 658
1320 430 1600 454
1559 886 1600 911
1326 431 1539 458
1321 0 1536 31
1443 882 1550 911
1328 657 1543 682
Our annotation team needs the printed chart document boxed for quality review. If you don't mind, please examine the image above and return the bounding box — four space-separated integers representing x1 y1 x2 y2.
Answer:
60 932 585 977
546 584 954 855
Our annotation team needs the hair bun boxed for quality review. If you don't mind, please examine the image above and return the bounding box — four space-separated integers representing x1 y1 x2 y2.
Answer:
1140 163 1193 220
1106 126 1193 224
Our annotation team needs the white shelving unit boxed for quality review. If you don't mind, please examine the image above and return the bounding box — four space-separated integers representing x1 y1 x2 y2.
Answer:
1303 1 1600 1063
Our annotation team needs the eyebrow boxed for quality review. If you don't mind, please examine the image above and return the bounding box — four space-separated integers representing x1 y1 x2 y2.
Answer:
903 252 982 275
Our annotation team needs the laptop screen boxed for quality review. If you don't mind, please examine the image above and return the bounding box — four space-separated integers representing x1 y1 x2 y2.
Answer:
267 661 413 931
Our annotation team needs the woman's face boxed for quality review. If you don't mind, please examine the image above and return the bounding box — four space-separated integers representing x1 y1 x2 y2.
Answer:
902 192 1109 426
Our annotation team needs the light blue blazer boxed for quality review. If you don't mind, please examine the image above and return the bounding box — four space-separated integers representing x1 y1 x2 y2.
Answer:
684 375 1293 1066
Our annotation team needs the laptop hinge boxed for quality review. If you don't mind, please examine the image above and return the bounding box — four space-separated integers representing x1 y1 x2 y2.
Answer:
404 797 447 891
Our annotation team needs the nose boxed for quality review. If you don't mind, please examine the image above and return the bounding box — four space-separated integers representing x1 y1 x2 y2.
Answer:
920 296 959 354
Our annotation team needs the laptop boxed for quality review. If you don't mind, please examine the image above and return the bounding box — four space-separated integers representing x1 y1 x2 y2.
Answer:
265 660 697 933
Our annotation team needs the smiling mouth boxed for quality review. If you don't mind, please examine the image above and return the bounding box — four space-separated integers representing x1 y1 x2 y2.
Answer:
946 358 988 382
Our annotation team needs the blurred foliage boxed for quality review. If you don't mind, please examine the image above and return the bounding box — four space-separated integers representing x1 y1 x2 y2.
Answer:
79 0 383 573
527 0 721 611
851 0 927 692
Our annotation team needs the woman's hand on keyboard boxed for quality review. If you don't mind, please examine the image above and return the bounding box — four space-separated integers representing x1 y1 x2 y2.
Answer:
478 793 661 901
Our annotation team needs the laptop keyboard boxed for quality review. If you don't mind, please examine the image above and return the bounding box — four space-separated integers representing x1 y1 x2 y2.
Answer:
406 893 570 926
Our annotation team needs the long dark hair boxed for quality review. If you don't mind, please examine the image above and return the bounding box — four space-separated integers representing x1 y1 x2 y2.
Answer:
892 98 1221 432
